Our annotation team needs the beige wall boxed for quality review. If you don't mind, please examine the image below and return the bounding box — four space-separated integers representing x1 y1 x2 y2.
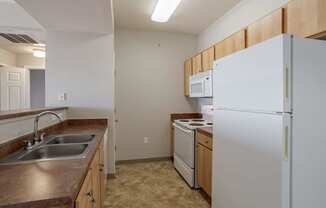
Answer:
198 0 290 51
0 47 16 66
46 31 115 173
16 54 45 69
115 29 198 161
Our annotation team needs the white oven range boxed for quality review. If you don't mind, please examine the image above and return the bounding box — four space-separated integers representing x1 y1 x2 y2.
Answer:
173 119 212 188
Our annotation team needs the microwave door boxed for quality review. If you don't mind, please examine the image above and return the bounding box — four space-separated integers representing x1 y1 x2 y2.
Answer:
190 80 204 97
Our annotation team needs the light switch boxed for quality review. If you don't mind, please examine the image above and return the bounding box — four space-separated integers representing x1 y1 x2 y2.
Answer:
58 93 67 101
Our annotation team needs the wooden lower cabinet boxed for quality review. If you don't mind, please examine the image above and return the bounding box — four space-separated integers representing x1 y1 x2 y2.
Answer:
99 141 106 208
75 170 93 208
196 132 212 197
75 141 105 208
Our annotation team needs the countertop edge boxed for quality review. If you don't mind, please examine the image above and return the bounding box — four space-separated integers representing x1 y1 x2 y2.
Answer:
0 107 68 121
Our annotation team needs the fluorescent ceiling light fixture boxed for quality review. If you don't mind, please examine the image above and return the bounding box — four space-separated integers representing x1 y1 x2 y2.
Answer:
33 49 46 58
151 0 182 22
33 43 46 47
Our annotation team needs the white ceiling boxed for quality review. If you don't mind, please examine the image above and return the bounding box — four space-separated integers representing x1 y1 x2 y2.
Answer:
114 0 242 34
16 0 114 34
0 0 43 31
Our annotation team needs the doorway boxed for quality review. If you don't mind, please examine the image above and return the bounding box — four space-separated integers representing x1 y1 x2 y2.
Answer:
29 69 45 108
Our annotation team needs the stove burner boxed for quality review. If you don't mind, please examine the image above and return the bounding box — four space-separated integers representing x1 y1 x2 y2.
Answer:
179 119 190 122
189 123 205 126
192 119 205 122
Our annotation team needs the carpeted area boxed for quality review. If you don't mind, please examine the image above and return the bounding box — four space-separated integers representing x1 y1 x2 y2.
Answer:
104 160 210 208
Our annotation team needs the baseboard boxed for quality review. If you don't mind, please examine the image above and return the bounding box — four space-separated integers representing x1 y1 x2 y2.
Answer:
116 156 172 165
107 173 116 179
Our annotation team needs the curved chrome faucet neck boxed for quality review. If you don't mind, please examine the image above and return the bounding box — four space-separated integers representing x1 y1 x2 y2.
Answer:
33 111 63 145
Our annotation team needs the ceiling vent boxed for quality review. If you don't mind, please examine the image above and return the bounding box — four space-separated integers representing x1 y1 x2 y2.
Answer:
0 33 38 44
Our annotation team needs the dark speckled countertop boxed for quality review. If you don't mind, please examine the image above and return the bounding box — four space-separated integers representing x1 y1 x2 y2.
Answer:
197 127 213 137
0 122 107 208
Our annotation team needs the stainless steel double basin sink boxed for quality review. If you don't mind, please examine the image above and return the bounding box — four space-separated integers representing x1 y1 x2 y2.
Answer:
0 134 96 165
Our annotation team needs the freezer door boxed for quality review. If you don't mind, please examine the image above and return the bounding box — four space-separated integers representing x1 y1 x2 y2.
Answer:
213 35 291 113
212 110 285 208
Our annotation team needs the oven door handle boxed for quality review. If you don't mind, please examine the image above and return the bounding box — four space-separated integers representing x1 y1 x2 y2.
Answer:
173 123 193 134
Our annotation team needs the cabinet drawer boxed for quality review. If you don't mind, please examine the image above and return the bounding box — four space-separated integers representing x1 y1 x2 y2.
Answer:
197 132 212 150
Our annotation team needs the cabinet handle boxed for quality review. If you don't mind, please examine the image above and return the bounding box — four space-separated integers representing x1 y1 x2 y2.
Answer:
99 168 103 172
86 191 92 198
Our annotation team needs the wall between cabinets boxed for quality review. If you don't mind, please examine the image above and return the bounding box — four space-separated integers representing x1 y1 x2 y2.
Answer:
115 29 198 161
198 0 290 51
46 31 115 173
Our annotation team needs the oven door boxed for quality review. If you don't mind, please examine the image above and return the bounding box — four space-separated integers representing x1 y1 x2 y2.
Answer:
173 123 195 168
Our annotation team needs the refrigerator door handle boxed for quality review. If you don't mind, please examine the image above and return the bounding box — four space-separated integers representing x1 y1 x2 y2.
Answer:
283 125 289 161
284 66 289 100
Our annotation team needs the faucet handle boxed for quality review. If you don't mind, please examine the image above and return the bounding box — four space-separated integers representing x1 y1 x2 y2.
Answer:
24 140 33 149
40 132 46 141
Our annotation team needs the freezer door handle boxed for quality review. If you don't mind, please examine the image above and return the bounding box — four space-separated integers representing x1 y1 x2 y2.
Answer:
284 66 289 99
283 126 289 161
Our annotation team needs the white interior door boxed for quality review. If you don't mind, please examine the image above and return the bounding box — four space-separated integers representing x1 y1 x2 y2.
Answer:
0 66 28 111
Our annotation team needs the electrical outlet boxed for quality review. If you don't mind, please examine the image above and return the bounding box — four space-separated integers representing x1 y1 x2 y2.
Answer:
144 137 149 144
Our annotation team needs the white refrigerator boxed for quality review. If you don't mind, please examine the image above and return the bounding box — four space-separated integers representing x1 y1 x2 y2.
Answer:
213 34 326 208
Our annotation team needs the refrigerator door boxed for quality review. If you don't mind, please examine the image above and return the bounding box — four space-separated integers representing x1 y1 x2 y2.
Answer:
290 37 326 208
213 35 291 113
212 110 285 208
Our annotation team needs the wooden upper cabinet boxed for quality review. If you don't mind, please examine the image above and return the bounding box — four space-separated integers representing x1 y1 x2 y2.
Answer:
287 0 326 38
192 54 202 74
246 8 284 47
184 59 192 96
202 47 215 71
214 30 246 60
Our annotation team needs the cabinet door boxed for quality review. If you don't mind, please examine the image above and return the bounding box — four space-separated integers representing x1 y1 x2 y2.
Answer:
192 54 202 75
214 30 246 61
247 8 284 47
202 47 215 71
287 0 326 38
184 59 192 96
91 151 101 208
197 144 212 196
75 170 93 208
99 141 106 208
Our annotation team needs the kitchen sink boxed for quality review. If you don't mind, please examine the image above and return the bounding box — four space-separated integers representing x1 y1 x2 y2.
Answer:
17 144 88 161
46 134 95 145
0 134 96 165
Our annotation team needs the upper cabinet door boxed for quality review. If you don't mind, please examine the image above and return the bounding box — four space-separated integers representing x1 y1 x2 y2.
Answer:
192 54 202 75
287 0 326 38
202 47 215 71
246 8 284 47
214 30 246 60
184 59 192 97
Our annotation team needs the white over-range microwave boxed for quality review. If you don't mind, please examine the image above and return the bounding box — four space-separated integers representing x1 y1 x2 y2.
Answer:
189 70 213 98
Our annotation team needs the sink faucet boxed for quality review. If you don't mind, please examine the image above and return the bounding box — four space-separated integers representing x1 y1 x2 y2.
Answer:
33 111 63 145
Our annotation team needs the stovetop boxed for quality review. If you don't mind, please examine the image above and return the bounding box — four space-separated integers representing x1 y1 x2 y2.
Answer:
174 119 213 130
